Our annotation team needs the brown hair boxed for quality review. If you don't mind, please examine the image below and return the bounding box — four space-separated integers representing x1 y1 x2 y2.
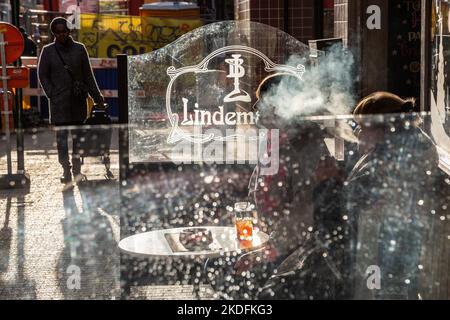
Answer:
353 91 415 116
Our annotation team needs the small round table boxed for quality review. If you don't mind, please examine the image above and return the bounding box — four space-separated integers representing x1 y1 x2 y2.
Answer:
119 226 270 298
119 226 270 258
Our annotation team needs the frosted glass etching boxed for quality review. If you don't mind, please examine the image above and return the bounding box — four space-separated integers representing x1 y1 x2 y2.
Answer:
127 21 309 163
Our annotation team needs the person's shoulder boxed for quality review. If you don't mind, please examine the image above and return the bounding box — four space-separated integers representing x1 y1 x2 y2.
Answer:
42 42 55 51
72 41 92 56
72 40 87 50
39 43 55 59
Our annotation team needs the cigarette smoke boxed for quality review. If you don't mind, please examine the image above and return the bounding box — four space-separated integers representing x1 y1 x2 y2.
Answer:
259 44 356 122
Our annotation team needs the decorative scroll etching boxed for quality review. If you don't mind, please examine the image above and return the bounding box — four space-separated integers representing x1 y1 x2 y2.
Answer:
127 21 310 163
165 45 305 144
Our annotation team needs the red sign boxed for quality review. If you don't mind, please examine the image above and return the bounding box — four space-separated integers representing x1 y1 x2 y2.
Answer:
0 67 29 88
0 22 24 65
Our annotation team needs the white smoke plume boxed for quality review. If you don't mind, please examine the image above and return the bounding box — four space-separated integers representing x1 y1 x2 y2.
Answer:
259 44 356 122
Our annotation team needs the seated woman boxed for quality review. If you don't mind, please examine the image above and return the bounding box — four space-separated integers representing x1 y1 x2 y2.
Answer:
346 92 441 299
210 73 348 299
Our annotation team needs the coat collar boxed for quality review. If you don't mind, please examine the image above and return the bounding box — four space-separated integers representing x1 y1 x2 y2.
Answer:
54 36 74 50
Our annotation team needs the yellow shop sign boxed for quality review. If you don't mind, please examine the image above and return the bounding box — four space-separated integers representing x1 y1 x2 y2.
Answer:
78 14 202 58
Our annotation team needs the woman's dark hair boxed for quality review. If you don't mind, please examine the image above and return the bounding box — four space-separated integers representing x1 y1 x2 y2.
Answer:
50 17 70 34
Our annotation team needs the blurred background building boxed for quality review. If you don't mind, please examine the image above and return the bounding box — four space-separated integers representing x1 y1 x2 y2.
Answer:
0 0 423 125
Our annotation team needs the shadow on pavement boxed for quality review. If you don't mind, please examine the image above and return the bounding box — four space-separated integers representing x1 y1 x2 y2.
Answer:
0 187 37 299
57 182 119 299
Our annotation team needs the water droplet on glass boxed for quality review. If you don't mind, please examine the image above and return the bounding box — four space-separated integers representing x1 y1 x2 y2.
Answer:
204 175 214 184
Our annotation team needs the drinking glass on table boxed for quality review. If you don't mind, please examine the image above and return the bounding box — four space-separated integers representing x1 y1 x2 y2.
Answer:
234 202 256 241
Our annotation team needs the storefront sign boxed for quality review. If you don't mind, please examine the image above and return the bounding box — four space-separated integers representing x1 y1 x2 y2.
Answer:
388 0 421 99
78 14 202 58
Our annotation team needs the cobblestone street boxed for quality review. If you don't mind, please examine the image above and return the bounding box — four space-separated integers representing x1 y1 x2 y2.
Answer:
0 129 213 300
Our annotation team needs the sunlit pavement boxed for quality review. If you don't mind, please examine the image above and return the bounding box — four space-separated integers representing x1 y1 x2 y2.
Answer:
130 285 215 300
0 129 213 299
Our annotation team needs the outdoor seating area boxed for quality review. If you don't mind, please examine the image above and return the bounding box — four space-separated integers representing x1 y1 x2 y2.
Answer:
1 1 450 304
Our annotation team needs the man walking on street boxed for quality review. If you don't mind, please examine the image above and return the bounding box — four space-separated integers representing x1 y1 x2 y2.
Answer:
38 17 104 183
